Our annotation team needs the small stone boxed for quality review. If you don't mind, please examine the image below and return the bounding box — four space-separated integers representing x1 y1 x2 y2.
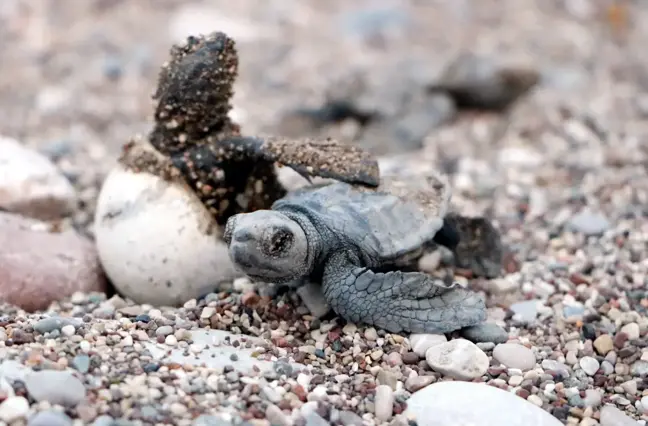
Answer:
165 335 178 346
33 316 82 334
61 324 76 337
24 370 86 407
377 370 399 390
338 411 364 426
599 404 637 426
410 334 447 357
0 396 30 423
72 355 91 374
200 307 216 319
567 210 610 235
28 410 73 426
584 389 602 408
265 404 291 426
527 394 543 407
364 328 378 341
509 300 540 324
405 375 435 392
155 325 174 337
374 385 394 422
579 356 600 376
620 323 640 340
492 343 536 371
460 323 508 344
425 338 489 380
593 335 614 355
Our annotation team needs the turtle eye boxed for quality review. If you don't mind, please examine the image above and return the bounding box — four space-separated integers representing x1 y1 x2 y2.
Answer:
265 228 293 255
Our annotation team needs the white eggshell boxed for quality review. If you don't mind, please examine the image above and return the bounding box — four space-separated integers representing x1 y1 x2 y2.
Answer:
94 164 241 306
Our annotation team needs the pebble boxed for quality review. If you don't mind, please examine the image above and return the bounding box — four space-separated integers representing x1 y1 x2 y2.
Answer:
579 356 600 376
405 376 435 393
584 389 602 408
425 339 489 380
405 381 562 425
0 396 30 423
510 300 540 324
493 343 536 371
24 370 86 407
72 355 91 374
460 323 508 343
28 410 73 426
599 404 638 426
410 334 447 357
0 212 107 311
620 323 640 340
594 335 614 355
265 404 291 426
0 136 77 220
374 385 394 422
33 316 82 334
567 210 611 235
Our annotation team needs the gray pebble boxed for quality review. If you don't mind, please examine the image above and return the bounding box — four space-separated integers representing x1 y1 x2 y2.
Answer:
460 323 508 344
92 416 117 426
567 210 610 235
493 343 536 371
631 360 648 378
338 411 364 426
72 355 91 374
599 404 637 426
24 370 86 407
192 414 232 426
28 410 73 426
303 411 330 426
584 389 602 408
155 325 174 337
33 316 82 334
509 300 540 324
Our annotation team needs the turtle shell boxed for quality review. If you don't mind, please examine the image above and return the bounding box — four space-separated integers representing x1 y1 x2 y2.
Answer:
273 170 451 266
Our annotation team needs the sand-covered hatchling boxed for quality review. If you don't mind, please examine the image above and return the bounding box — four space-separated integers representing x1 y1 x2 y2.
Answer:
94 31 379 306
224 169 498 334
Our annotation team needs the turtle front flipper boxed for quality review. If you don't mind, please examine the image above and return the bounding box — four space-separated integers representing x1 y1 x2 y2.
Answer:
321 251 487 334
443 213 504 279
221 135 380 188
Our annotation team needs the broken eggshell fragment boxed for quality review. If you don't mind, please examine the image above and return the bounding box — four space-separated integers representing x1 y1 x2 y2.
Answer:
93 140 241 306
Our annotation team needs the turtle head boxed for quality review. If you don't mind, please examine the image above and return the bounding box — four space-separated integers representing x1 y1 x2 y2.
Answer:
224 210 309 283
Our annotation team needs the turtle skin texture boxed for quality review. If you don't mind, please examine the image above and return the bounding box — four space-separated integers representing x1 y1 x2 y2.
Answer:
224 172 489 334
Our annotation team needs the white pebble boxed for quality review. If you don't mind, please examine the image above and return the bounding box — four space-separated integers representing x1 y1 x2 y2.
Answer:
374 384 394 422
579 356 600 376
79 340 91 353
620 323 640 340
527 394 543 407
61 324 76 337
410 334 447 358
165 335 178 346
200 307 215 319
0 396 30 422
425 339 489 380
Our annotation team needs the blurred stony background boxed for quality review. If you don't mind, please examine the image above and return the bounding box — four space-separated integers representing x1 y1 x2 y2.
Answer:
1 1 648 425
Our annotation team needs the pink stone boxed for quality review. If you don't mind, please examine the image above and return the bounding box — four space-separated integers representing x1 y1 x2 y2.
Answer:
0 212 107 311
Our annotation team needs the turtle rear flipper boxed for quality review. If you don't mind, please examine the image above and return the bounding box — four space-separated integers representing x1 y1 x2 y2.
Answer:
223 135 380 187
321 251 486 334
444 213 504 278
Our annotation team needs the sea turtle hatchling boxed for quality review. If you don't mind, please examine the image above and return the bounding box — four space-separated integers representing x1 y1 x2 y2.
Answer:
223 170 492 334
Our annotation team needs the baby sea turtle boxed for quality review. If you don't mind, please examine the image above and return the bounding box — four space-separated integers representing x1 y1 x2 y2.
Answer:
223 170 493 334
137 31 379 226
